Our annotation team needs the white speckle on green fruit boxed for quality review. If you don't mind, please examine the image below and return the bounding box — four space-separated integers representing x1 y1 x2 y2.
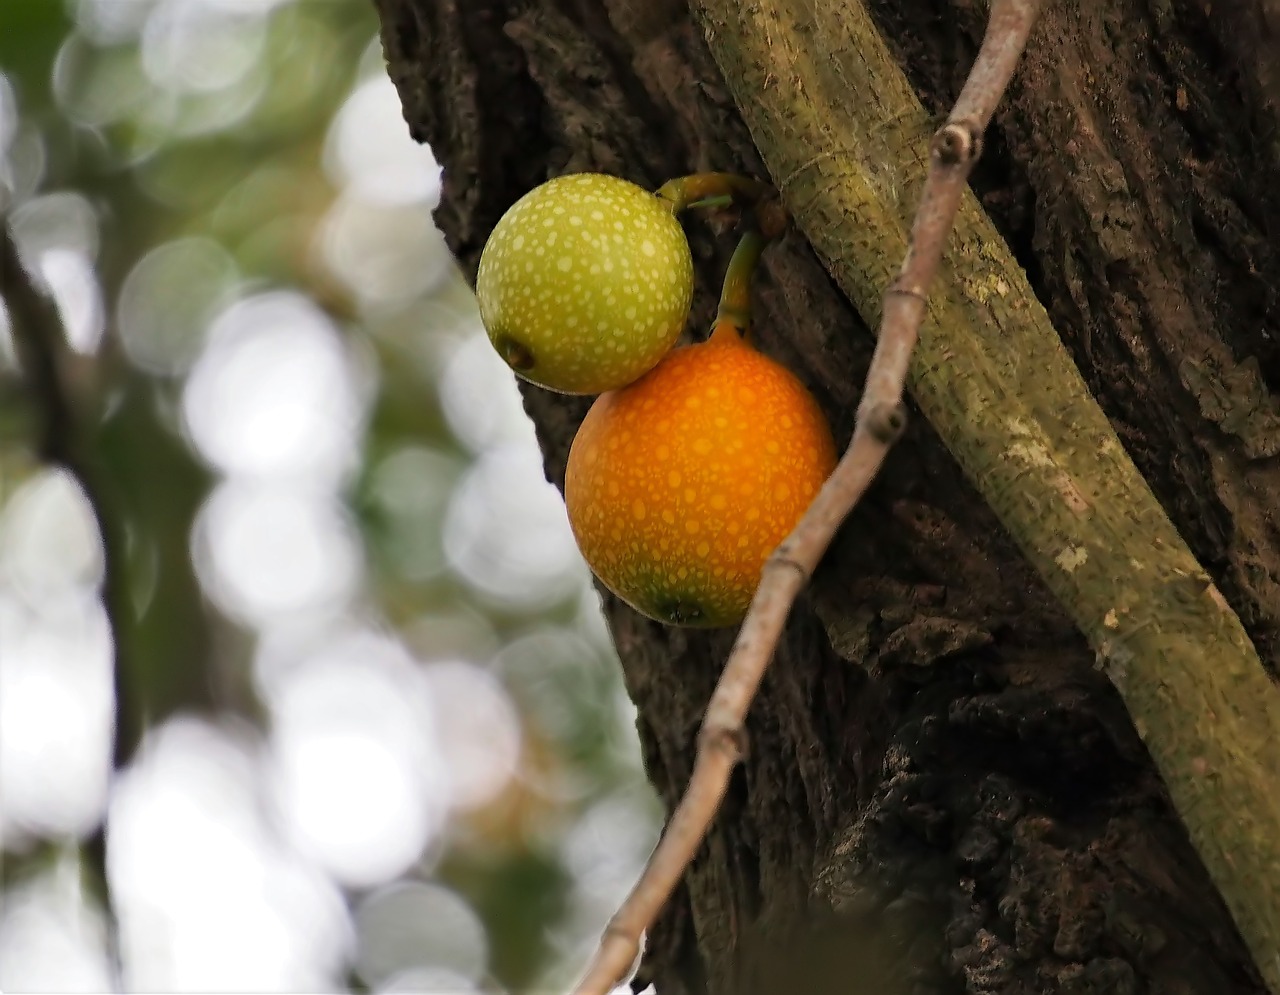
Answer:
475 173 694 395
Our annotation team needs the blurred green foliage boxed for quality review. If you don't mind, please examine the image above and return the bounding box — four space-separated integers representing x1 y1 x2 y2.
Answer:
0 1 659 991
0 2 70 109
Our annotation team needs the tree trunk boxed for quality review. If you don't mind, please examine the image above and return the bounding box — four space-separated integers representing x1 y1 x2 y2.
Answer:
371 1 1280 992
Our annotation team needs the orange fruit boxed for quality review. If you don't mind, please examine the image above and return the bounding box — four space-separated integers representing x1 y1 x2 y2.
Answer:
565 324 837 627
475 173 694 394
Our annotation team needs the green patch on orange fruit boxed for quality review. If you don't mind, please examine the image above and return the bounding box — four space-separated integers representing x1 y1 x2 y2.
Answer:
565 322 837 627
476 173 694 395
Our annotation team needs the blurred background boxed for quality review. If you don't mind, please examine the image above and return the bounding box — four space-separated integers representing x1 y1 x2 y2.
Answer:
0 0 661 991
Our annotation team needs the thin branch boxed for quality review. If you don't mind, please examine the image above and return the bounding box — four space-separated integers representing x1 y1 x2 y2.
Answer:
1 224 126 987
571 3 1042 992
1 233 78 465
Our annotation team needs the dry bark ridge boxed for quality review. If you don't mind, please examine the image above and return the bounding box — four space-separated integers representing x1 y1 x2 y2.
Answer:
373 0 1280 991
573 3 1045 992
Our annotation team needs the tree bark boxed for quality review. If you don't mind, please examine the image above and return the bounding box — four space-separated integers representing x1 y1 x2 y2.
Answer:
372 1 1280 993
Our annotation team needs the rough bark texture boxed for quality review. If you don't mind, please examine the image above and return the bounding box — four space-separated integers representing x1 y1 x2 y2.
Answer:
371 1 1280 993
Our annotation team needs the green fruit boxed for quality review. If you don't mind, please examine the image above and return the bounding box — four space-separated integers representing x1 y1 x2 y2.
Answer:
475 173 694 395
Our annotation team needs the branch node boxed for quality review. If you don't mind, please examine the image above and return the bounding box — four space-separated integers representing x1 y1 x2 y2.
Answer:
859 400 908 444
601 921 638 947
766 550 810 581
698 722 749 764
886 280 928 305
932 120 982 166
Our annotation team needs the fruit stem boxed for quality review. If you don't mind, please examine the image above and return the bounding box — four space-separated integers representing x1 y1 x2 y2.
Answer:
713 228 768 340
655 172 772 213
683 194 735 211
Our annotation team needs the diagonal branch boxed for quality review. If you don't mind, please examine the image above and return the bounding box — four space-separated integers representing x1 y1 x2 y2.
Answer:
1 224 126 987
2 230 78 466
571 4 1043 993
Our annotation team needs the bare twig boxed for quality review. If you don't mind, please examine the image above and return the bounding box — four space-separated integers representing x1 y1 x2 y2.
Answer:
1 233 78 465
571 3 1042 992
1 224 125 986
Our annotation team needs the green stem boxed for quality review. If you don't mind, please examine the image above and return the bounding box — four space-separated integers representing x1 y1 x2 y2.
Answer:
714 228 768 338
656 172 772 213
683 194 735 211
